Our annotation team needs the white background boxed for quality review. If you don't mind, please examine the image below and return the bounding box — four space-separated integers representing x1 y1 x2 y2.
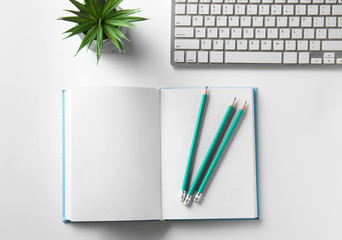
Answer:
1 0 342 239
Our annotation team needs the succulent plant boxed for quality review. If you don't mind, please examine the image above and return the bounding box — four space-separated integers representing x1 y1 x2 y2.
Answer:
58 0 147 63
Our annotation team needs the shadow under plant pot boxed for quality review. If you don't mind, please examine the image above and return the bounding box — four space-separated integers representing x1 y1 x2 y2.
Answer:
78 6 129 53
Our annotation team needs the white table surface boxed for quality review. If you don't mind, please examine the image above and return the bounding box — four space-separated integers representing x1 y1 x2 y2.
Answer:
1 0 342 239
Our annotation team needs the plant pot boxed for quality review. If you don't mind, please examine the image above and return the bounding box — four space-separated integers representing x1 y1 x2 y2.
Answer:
78 6 129 53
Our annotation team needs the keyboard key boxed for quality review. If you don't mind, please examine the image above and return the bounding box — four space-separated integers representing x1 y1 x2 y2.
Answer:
284 52 297 64
324 58 335 64
175 4 186 14
217 16 228 26
174 51 185 62
313 17 325 27
201 39 212 49
299 52 310 64
247 5 258 15
289 17 300 27
322 41 342 50
210 51 224 63
241 17 252 26
310 40 321 50
301 17 312 27
175 39 200 49
326 17 337 27
195 28 206 38
208 28 218 38
292 29 302 39
249 40 260 50
244 28 254 38
277 17 288 27
285 40 296 50
279 28 290 38
205 16 216 26
235 5 246 15
211 5 222 15
198 51 209 63
271 5 282 15
283 5 294 15
320 5 331 16
265 17 276 26
268 28 278 38
231 28 242 38
237 40 248 50
175 16 191 26
225 40 236 50
225 52 282 63
219 28 230 38
332 5 342 15
187 4 198 14
256 28 267 38
311 58 322 64
213 40 224 49
193 16 204 26
298 40 308 50
308 5 319 16
223 5 234 15
329 29 342 39
324 52 335 58
316 29 327 39
175 27 195 38
199 5 210 14
295 5 306 15
253 17 264 27
274 40 284 50
304 29 315 39
261 40 272 50
259 5 270 15
186 51 197 62
336 58 342 64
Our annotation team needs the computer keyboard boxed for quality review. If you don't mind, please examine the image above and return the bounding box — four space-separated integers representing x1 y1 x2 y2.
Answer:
171 0 342 66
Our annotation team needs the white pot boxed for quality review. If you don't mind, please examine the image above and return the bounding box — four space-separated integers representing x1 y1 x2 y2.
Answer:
78 6 129 53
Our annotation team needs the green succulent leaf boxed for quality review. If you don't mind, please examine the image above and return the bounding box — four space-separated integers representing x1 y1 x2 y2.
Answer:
112 27 130 42
75 26 98 56
103 24 123 43
58 16 89 24
69 0 93 15
115 16 148 22
105 20 134 28
104 9 141 20
103 26 123 52
84 0 98 17
64 10 97 22
64 22 97 39
103 0 123 17
96 19 104 64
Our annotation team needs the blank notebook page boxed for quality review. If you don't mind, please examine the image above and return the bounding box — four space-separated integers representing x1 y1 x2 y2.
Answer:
160 88 257 220
69 86 161 221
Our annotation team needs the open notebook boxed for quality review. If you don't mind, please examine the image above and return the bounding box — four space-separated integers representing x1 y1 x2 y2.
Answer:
63 86 259 222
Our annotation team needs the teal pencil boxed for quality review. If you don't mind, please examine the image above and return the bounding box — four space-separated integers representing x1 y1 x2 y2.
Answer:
180 87 208 202
183 97 236 205
194 101 247 203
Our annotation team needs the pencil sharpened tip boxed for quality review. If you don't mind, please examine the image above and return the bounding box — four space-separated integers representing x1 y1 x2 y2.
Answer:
179 190 186 202
204 86 208 95
242 101 248 111
183 194 192 206
232 97 237 106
